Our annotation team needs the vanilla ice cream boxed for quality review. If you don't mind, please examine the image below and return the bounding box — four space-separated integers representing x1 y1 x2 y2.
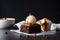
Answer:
26 14 36 24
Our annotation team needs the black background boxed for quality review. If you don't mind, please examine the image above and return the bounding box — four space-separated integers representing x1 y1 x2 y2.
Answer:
0 0 60 23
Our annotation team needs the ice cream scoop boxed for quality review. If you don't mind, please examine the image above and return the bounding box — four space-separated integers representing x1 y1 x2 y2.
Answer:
26 13 36 25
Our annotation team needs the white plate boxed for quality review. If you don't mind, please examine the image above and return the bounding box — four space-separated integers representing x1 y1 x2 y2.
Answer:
10 30 56 36
0 18 15 29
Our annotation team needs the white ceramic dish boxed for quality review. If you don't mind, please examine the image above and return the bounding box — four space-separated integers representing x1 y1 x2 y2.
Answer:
10 30 56 36
0 18 15 29
14 20 25 30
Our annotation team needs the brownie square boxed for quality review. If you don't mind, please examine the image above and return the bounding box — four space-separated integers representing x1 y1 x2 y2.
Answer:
20 24 41 33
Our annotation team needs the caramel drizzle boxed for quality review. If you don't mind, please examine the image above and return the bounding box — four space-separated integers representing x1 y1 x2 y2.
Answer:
40 18 48 31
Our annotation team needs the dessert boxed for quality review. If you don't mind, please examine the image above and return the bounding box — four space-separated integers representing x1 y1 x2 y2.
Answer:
39 18 51 32
20 13 41 33
0 18 6 20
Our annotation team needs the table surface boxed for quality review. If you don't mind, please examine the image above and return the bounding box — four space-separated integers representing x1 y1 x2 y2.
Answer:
0 29 60 40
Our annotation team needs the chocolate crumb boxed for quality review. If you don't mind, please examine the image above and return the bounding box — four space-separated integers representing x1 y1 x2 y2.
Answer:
20 35 22 37
5 32 8 34
56 28 59 32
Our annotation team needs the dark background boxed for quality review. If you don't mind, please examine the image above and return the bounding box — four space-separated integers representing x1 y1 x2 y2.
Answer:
0 0 60 23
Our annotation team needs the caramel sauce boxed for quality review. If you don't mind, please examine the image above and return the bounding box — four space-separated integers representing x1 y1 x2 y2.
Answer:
40 18 50 31
23 22 36 27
